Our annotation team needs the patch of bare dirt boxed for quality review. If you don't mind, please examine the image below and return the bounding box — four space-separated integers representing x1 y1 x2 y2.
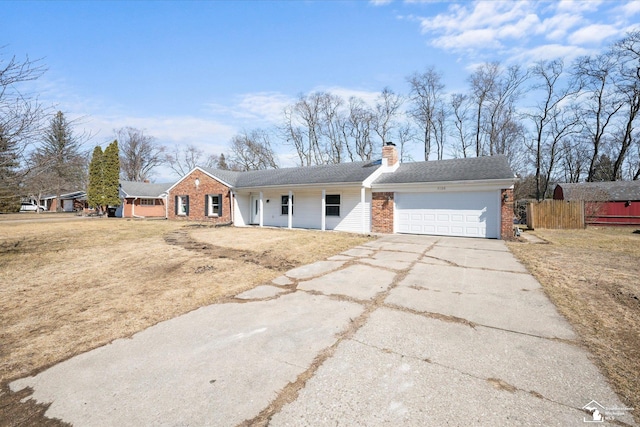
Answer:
164 228 297 271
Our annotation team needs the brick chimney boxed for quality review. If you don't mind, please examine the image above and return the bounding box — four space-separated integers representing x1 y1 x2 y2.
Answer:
382 142 398 166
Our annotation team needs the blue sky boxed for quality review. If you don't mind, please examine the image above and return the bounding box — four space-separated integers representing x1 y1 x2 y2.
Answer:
4 0 640 179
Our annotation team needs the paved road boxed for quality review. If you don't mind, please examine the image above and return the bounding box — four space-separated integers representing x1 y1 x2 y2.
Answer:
10 235 635 426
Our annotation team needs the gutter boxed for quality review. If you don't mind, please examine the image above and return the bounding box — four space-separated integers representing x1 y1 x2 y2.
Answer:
370 177 516 190
235 181 367 191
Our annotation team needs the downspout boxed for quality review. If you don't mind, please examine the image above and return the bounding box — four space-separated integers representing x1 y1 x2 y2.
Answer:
229 191 234 225
164 194 168 219
361 186 366 234
131 197 145 219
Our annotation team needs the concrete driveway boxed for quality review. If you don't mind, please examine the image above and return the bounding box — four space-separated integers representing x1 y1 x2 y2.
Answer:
11 235 635 426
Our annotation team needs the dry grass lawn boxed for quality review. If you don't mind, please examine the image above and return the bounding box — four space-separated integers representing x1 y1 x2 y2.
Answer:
507 227 639 423
0 218 373 425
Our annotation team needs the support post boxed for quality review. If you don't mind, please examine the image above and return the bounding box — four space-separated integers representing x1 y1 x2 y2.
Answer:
321 189 326 231
259 191 263 227
288 190 293 229
361 187 366 234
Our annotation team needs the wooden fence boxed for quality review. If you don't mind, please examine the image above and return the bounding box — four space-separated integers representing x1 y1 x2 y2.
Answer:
527 200 585 229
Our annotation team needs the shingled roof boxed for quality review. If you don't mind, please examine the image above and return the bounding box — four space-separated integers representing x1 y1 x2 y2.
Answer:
371 155 514 185
120 181 173 198
202 161 381 189
555 181 640 202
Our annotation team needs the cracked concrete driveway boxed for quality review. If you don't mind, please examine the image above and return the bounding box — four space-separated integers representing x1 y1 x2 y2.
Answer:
10 235 635 426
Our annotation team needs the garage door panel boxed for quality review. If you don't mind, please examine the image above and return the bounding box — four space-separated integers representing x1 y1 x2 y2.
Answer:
396 191 499 239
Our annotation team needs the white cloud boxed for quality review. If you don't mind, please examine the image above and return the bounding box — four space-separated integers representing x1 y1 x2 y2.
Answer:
539 13 584 41
508 44 590 65
235 92 293 124
433 28 502 50
81 114 236 151
555 0 602 13
410 0 636 66
206 91 294 126
619 0 640 16
369 0 392 5
419 1 539 51
568 24 620 45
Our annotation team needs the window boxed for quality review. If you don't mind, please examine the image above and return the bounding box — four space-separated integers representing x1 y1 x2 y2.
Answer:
206 194 222 217
281 195 293 215
325 194 341 216
175 195 189 216
140 198 155 206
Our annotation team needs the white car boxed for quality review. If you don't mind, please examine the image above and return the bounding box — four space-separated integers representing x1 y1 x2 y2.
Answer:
20 202 46 212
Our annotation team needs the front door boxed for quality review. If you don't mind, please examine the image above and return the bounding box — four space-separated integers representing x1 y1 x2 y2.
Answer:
250 194 261 225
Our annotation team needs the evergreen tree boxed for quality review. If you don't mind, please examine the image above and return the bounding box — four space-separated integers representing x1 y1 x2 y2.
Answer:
218 153 229 170
0 127 20 212
87 146 104 210
591 154 615 182
103 140 121 207
39 111 86 211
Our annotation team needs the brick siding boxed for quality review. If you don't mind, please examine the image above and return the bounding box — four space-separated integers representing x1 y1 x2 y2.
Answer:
168 171 232 223
123 198 166 218
382 145 398 166
371 192 394 233
500 188 515 240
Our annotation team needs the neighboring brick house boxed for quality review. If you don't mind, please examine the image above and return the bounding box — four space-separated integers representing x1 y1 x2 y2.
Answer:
168 144 517 239
117 181 172 218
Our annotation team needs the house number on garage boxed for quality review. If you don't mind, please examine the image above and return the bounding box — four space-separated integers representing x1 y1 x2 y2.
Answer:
437 186 446 191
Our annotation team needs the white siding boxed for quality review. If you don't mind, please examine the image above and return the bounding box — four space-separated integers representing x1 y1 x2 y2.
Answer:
234 187 370 233
234 193 250 227
328 188 371 233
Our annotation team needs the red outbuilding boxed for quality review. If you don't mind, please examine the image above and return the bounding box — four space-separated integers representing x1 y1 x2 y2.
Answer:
553 181 640 226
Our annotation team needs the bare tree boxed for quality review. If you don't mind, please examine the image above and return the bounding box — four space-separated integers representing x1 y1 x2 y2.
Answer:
484 64 528 157
573 54 624 182
165 144 219 176
230 129 278 171
528 59 581 200
611 30 640 180
559 136 590 183
283 93 324 166
468 62 500 156
345 97 375 162
407 67 445 160
116 127 165 182
318 92 346 164
0 50 47 211
450 93 473 158
0 51 46 166
395 122 416 162
373 87 403 149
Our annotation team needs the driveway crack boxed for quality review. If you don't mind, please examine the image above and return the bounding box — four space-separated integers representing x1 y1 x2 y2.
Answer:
238 241 435 427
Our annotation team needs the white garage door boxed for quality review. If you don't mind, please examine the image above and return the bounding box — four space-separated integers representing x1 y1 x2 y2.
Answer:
396 191 500 238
